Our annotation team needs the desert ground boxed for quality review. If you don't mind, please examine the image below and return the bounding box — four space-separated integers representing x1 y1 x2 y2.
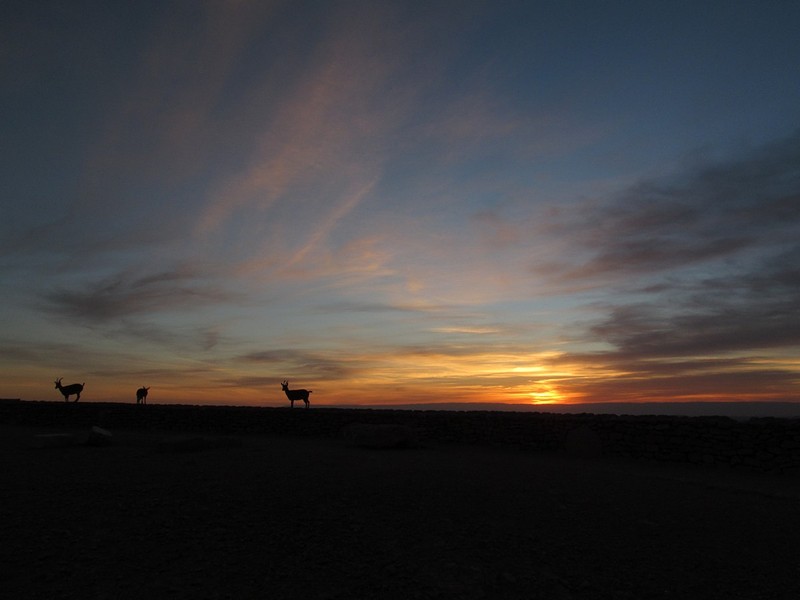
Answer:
2 424 799 599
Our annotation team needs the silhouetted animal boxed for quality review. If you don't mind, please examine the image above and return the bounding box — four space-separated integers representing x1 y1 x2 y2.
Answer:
55 378 84 402
136 386 149 404
281 380 312 408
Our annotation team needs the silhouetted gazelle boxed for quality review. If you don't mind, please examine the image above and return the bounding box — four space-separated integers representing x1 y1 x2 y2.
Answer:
136 386 149 404
55 378 84 402
281 380 312 408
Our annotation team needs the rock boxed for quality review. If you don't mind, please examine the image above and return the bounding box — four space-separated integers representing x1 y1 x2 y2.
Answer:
86 426 113 446
340 423 418 449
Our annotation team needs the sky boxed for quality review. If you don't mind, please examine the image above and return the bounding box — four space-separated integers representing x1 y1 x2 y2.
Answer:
2 0 799 407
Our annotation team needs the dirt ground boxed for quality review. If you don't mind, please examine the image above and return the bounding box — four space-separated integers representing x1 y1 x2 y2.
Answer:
1 424 799 599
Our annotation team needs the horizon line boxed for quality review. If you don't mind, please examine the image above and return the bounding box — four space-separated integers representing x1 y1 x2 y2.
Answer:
7 398 800 418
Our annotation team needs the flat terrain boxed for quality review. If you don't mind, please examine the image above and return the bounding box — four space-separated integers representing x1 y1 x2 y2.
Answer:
2 424 799 599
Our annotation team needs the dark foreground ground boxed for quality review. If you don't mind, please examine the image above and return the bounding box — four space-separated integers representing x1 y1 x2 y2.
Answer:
2 425 799 600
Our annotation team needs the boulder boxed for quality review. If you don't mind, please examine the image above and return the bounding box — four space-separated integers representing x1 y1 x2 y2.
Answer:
86 426 113 446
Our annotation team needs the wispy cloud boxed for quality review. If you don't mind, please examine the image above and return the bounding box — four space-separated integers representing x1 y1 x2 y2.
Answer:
194 5 411 238
282 179 379 272
588 243 800 360
42 266 236 322
537 130 800 284
239 348 353 380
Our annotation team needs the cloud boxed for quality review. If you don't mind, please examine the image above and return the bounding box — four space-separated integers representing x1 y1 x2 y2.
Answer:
591 295 800 360
193 4 414 238
42 267 235 322
314 301 421 314
587 238 800 361
83 1 279 184
1 2 282 268
282 179 378 271
104 320 226 353
536 129 800 284
239 348 352 380
542 348 800 403
0 344 52 364
523 131 800 402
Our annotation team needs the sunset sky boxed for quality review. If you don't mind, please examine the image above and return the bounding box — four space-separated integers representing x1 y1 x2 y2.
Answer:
2 1 799 407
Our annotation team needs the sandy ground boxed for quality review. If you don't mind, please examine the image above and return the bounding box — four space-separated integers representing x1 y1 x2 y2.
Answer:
1 424 799 599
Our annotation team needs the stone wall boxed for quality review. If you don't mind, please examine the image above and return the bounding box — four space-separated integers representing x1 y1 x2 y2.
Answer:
2 400 799 473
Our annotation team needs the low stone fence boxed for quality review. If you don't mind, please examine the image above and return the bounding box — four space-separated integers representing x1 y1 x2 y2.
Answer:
2 400 799 473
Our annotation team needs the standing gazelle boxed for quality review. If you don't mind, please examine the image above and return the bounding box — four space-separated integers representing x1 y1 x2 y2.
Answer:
55 378 84 402
281 380 312 408
136 386 149 404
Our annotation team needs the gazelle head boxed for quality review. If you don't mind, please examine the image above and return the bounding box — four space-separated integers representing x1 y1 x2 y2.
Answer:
54 377 62 389
281 380 289 391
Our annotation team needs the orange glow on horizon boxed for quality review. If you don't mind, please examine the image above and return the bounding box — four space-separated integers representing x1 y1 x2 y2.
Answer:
15 346 799 408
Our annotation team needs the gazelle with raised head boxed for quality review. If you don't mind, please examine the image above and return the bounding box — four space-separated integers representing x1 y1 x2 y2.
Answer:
136 386 149 404
55 378 84 402
281 380 312 408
